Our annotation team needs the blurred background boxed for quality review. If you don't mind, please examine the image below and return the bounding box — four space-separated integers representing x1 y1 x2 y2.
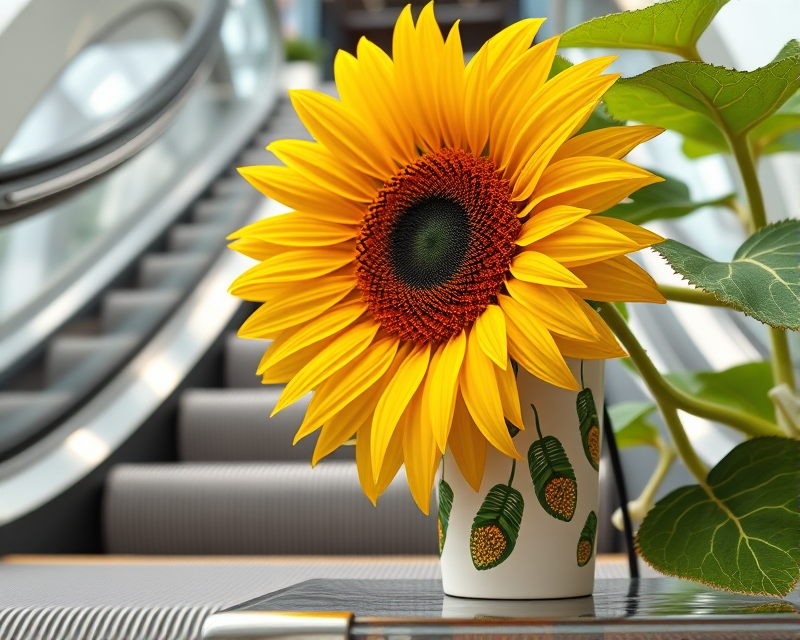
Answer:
0 0 797 575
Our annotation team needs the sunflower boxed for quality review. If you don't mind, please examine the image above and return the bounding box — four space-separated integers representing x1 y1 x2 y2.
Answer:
229 3 666 513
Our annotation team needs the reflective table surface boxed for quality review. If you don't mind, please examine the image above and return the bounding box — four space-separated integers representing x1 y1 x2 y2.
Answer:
209 578 800 639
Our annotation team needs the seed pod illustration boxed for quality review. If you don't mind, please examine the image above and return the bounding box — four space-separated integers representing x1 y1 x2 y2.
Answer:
577 361 601 471
470 461 523 570
438 478 454 556
528 403 578 521
577 511 598 567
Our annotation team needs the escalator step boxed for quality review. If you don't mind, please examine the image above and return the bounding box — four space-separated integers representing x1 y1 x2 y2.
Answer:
225 334 271 388
191 197 252 224
138 253 210 289
46 334 139 385
178 388 352 462
101 289 182 333
103 462 436 555
167 224 228 253
212 178 252 198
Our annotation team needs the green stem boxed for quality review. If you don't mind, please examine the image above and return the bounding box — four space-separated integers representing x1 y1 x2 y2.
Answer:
658 284 726 307
531 403 543 440
730 134 767 230
600 303 783 440
770 328 797 389
508 459 516 487
638 439 677 508
580 359 585 388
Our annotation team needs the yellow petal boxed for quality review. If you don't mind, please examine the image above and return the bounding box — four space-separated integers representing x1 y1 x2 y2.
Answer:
371 341 431 480
490 36 560 167
526 217 640 267
516 205 592 246
238 247 354 284
463 41 489 155
259 299 367 373
355 38 418 165
496 357 524 430
356 411 405 505
523 158 663 217
295 336 399 443
238 277 357 338
510 102 595 201
509 250 586 288
239 165 365 223
315 340 414 466
290 89 396 180
459 326 520 459
475 305 507 370
404 383 440 514
232 211 358 247
227 238 290 261
503 59 618 176
428 330 466 452
485 18 544 81
448 392 487 492
498 294 579 391
553 295 628 359
570 256 665 304
268 140 377 203
437 21 465 150
393 3 443 151
506 278 598 342
551 124 664 163
259 335 337 384
593 216 665 248
275 319 381 415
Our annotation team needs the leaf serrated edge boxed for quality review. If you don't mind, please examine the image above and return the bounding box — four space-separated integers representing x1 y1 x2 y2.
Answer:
650 242 800 331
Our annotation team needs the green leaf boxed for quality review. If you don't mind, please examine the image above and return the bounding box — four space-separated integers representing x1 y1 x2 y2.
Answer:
560 0 729 59
576 388 600 470
604 174 734 225
438 478 454 556
637 437 800 596
750 91 800 157
548 54 574 80
505 418 520 438
608 401 659 449
604 53 800 152
665 362 776 424
653 220 800 330
528 408 578 522
471 477 524 570
577 511 598 567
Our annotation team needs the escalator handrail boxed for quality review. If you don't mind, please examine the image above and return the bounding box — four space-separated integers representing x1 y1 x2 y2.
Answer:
0 0 228 223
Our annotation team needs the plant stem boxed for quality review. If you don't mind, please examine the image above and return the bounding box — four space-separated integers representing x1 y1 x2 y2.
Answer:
729 134 796 390
638 439 677 508
680 44 703 62
600 303 783 439
730 134 767 230
770 328 797 389
658 284 726 307
508 459 516 487
532 403 543 440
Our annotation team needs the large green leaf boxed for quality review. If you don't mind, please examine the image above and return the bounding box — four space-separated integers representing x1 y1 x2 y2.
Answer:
528 405 578 522
470 474 524 570
577 511 598 567
560 0 728 59
637 437 800 596
750 91 800 156
654 220 800 330
608 401 659 449
438 478 454 556
604 52 800 152
576 388 600 471
604 174 734 225
665 362 776 424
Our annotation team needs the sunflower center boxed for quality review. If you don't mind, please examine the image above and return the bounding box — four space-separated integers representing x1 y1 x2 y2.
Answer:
391 197 470 289
356 148 519 345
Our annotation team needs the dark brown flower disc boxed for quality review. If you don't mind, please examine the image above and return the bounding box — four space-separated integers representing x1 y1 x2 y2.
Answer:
355 148 519 344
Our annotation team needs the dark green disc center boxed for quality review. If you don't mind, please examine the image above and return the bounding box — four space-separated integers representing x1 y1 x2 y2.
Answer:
390 197 470 289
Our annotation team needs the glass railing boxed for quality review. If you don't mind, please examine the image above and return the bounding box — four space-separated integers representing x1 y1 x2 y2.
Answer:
0 0 280 458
